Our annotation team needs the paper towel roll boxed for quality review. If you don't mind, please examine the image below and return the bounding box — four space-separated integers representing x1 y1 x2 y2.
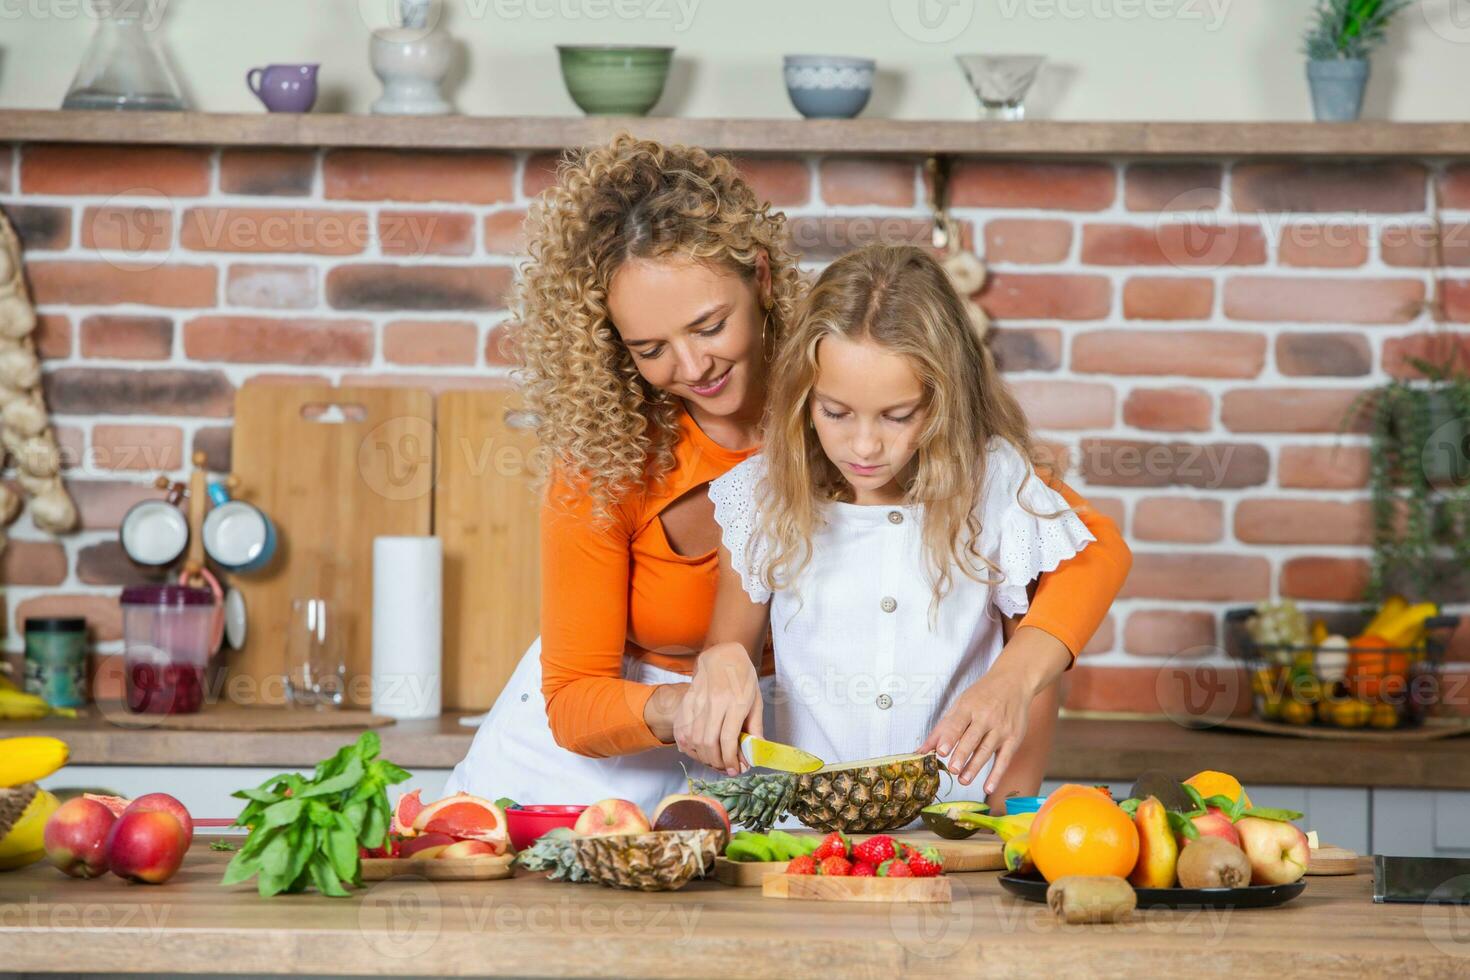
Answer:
372 535 443 720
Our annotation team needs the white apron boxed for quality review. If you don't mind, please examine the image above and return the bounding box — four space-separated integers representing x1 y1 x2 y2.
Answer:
447 637 776 815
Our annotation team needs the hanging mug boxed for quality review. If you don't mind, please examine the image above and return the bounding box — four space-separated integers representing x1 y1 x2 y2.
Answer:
119 499 190 567
201 498 277 573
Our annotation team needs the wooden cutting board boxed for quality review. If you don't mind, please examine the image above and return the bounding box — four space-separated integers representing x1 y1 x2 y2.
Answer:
361 854 514 881
110 703 393 732
1308 845 1359 876
230 385 434 708
763 874 951 903
434 390 543 711
790 829 1004 872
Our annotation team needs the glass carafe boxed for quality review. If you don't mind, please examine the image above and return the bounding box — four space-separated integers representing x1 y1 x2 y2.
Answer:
62 0 186 111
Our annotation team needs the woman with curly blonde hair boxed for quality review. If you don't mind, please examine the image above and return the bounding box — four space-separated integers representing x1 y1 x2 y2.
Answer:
448 135 1130 810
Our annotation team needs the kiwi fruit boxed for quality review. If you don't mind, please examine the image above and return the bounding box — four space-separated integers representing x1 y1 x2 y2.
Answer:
1176 837 1252 889
920 801 988 840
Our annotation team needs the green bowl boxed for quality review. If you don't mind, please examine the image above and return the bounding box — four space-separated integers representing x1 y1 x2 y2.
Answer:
557 45 674 116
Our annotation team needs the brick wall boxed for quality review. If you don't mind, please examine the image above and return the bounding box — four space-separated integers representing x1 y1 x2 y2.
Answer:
3 143 1468 714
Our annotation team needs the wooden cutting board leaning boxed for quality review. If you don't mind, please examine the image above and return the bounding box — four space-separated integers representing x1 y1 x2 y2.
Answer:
434 390 542 711
229 385 434 708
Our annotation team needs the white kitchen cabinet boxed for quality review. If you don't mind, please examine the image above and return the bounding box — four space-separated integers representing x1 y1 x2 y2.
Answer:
41 767 454 823
1372 789 1470 857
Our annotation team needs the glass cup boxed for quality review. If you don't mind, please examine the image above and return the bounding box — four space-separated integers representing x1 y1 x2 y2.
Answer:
956 54 1046 121
284 598 345 709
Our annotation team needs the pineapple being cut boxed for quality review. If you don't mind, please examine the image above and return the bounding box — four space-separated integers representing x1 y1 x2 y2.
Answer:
689 753 943 834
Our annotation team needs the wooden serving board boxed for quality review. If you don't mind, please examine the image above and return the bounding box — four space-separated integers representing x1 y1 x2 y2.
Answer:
361 853 514 881
763 874 951 903
1308 845 1359 876
790 829 1004 872
111 704 394 732
231 385 434 708
434 390 542 711
714 858 785 887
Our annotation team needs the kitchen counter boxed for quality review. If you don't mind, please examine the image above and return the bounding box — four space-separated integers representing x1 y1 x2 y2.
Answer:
0 842 1462 977
9 713 1470 791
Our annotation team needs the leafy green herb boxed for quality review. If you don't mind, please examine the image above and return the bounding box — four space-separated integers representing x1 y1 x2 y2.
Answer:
220 731 410 898
209 839 237 852
1166 810 1200 841
1242 806 1305 823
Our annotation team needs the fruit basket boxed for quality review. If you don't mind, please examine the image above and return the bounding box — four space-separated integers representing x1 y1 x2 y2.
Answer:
1225 601 1459 731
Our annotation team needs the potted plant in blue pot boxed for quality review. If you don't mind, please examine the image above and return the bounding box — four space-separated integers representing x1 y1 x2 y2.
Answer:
1302 0 1416 121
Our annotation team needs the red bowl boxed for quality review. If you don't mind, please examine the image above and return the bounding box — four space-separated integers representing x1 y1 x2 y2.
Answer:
506 805 587 852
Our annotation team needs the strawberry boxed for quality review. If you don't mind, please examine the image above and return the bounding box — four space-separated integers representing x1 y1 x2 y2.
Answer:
851 861 877 877
878 858 913 877
907 846 944 878
852 834 896 865
786 855 817 876
818 855 852 877
813 832 849 861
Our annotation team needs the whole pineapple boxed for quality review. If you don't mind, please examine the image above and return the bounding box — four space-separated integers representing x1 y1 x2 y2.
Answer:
691 753 942 834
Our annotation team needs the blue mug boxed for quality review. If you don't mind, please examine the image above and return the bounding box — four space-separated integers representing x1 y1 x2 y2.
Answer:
202 498 277 573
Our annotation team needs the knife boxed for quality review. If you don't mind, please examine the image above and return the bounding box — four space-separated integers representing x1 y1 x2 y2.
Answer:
739 733 825 773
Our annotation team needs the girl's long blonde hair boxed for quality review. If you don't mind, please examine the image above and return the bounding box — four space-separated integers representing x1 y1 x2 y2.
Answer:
758 244 1049 607
512 134 802 515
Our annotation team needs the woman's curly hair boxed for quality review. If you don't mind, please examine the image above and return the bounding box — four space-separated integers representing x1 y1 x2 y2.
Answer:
511 134 802 516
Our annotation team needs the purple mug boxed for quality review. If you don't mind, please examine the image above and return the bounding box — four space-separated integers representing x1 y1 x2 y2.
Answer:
247 63 320 113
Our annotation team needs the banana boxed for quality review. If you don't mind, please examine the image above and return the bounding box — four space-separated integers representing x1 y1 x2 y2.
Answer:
0 688 75 721
956 810 1036 842
1003 833 1034 874
0 783 61 871
0 736 69 788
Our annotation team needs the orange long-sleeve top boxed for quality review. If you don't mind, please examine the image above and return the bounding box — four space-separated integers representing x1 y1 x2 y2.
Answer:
541 410 1132 759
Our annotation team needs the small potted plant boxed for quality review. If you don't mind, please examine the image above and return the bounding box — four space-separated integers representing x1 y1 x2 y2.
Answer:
1301 0 1416 121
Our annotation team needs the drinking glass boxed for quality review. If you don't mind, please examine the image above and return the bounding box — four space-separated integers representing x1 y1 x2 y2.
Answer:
956 55 1046 121
284 598 345 708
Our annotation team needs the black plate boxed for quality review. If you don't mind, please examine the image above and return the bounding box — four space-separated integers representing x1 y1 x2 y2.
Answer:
998 872 1306 910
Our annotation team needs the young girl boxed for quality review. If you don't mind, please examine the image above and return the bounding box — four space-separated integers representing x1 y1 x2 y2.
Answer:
681 244 1102 807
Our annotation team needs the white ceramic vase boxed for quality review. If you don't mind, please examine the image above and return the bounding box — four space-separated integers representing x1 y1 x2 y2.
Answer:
370 1 452 115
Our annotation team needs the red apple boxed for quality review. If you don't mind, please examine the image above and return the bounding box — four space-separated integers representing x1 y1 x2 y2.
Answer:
438 839 503 859
106 810 187 884
650 794 730 846
399 832 455 859
123 793 193 846
1176 806 1241 849
44 797 117 878
1235 816 1310 885
572 798 651 837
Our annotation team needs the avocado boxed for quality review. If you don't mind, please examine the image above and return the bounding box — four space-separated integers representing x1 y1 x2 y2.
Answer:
1128 769 1194 813
919 800 989 840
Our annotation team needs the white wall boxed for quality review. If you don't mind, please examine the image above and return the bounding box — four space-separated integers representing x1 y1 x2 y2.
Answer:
0 0 1466 121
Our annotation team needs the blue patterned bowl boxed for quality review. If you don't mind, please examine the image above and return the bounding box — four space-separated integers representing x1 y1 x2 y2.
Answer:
783 54 874 119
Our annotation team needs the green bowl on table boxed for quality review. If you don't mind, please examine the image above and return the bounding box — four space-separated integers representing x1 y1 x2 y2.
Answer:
557 45 674 116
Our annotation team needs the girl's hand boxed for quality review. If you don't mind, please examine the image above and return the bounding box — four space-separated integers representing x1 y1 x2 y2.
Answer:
673 642 763 776
919 670 1032 793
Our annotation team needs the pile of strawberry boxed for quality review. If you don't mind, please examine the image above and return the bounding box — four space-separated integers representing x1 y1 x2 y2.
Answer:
784 832 943 878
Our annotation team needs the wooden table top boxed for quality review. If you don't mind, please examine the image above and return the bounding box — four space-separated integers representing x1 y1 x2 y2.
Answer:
1 843 1466 977
8 712 1470 790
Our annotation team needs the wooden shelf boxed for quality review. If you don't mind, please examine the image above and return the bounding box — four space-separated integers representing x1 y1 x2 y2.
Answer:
1 109 1469 155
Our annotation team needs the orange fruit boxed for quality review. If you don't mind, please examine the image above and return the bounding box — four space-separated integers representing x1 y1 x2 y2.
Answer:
1183 770 1253 808
1030 790 1139 882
